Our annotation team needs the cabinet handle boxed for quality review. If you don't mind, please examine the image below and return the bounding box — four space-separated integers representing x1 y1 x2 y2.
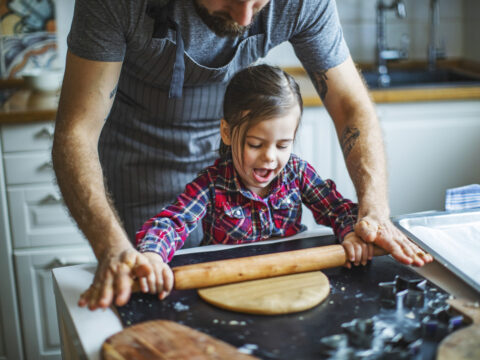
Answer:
40 193 62 204
51 257 96 268
36 126 55 139
39 161 53 171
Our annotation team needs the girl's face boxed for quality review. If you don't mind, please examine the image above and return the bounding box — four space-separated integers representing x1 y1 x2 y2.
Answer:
221 105 300 197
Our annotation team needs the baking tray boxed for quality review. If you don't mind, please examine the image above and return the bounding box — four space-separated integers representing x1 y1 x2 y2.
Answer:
394 209 480 294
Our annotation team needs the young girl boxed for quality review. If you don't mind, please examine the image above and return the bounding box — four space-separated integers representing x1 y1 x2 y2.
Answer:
135 64 372 299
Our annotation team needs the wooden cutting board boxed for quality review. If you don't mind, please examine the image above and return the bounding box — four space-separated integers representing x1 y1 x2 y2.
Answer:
102 320 259 360
198 271 330 315
437 298 480 360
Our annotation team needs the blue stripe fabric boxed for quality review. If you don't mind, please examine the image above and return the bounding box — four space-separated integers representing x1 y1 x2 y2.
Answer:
445 184 480 211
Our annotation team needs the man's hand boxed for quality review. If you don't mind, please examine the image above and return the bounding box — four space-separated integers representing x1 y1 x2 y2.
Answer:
78 248 154 310
355 216 433 267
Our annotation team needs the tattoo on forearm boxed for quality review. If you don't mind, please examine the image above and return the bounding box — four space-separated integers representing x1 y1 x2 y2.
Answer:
341 126 360 159
313 70 328 100
110 84 118 99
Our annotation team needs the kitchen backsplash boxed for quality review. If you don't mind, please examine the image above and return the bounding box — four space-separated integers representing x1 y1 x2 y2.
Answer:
266 0 480 67
0 0 478 78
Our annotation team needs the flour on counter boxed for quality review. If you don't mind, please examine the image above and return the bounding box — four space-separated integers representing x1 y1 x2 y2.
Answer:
238 343 258 355
173 302 189 312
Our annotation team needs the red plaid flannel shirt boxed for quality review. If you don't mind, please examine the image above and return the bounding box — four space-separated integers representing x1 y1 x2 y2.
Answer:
136 154 358 262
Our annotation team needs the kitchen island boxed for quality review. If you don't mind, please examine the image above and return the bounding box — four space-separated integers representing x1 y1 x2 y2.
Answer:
53 227 480 360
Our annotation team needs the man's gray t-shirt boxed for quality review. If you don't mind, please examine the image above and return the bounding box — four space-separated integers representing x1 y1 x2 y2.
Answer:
67 0 350 243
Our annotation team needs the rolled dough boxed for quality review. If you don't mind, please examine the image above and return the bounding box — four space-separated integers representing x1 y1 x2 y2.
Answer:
197 271 330 315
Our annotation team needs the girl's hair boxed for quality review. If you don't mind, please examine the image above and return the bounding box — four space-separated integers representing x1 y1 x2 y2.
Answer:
220 64 303 158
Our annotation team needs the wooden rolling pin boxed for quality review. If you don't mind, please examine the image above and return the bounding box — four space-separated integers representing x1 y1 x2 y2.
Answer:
171 244 386 290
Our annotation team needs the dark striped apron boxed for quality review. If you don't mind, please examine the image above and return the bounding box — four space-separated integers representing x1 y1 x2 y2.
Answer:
98 2 267 246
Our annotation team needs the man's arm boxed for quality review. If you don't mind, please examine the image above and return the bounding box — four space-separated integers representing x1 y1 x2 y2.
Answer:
311 56 432 266
52 51 157 308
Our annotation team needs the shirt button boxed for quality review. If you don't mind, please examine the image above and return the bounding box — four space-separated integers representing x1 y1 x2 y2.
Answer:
235 210 242 216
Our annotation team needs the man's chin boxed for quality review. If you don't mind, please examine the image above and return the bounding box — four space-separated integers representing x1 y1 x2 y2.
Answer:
193 0 252 37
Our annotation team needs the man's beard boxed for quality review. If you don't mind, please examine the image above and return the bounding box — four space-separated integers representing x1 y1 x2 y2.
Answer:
193 0 260 37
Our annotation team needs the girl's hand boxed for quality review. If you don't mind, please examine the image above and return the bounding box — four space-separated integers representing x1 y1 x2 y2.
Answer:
138 252 174 300
341 232 374 268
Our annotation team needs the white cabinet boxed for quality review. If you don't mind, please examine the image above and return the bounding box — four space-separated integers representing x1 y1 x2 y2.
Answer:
379 100 480 215
14 247 95 360
0 121 95 360
294 108 340 229
301 100 480 218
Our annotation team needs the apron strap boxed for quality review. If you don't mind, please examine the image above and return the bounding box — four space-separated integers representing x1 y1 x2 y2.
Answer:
147 0 185 99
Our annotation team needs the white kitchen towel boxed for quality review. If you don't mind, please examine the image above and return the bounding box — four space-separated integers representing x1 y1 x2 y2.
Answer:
445 184 480 211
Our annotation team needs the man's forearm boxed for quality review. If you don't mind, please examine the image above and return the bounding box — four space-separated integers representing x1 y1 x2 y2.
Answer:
313 58 390 219
52 128 132 259
340 105 389 219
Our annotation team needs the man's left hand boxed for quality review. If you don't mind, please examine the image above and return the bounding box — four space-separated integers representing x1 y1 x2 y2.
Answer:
355 216 433 267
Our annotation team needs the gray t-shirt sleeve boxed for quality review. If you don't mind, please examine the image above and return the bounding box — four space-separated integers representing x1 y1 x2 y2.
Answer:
289 0 349 72
67 0 132 61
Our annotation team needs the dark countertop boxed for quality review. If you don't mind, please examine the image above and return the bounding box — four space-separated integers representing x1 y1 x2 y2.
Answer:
116 235 466 360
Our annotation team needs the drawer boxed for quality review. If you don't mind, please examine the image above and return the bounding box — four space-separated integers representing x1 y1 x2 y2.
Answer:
8 185 86 248
14 246 96 360
1 121 55 153
3 151 55 185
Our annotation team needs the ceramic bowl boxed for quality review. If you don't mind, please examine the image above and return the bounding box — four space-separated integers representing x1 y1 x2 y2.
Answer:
22 69 64 93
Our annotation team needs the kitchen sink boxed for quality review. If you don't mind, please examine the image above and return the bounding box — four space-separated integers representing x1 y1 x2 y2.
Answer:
362 68 480 89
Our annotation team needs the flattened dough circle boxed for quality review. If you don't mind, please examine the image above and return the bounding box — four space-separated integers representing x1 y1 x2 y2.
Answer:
197 271 330 315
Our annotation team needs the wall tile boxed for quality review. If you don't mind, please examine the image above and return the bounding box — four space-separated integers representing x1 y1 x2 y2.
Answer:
337 0 376 23
342 22 377 62
464 0 480 61
439 0 464 20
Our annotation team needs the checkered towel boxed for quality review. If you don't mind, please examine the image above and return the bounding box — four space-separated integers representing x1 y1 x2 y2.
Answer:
445 184 480 211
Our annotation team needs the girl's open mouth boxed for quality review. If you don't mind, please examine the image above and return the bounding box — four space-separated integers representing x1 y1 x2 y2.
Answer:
253 168 274 183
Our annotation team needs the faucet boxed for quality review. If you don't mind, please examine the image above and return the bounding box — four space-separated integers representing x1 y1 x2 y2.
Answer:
428 0 446 71
375 0 408 87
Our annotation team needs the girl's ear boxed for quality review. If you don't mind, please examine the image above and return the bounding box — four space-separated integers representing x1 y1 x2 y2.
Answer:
220 118 232 146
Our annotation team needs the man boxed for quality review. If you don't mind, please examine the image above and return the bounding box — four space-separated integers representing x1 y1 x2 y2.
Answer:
52 0 432 310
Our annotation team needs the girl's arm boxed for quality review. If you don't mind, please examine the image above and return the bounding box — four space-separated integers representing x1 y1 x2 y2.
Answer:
135 172 213 262
296 158 357 242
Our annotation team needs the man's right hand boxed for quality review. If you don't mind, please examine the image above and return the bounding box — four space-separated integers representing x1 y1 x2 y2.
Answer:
78 248 154 310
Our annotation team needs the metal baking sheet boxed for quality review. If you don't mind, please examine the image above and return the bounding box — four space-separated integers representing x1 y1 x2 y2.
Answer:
394 209 480 294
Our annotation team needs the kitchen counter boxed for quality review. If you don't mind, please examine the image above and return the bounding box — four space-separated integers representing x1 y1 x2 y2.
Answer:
1 60 479 124
52 227 480 360
0 88 58 124
287 59 480 106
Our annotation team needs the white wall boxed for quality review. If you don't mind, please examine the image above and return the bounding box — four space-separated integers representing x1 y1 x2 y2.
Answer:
54 0 75 69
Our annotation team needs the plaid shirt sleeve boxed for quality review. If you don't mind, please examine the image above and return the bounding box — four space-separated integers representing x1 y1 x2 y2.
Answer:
296 157 358 242
135 171 213 262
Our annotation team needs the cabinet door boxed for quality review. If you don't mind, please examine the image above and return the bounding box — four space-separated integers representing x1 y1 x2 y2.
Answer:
14 246 96 360
378 101 480 215
0 134 24 360
3 151 55 185
294 108 337 229
8 185 86 249
1 122 54 153
0 310 5 360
